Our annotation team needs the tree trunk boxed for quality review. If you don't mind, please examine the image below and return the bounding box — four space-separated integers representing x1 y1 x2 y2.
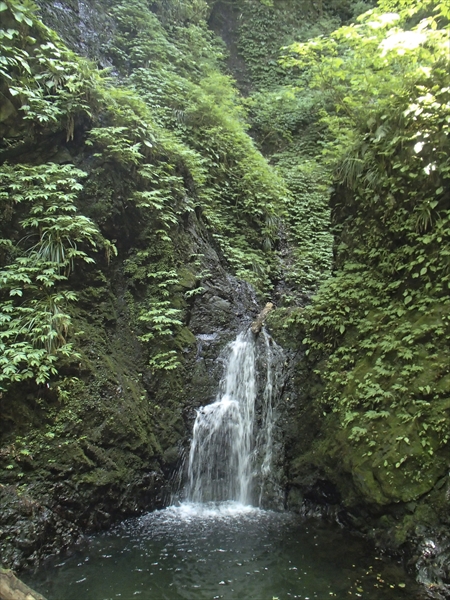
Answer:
251 302 274 334
0 569 47 600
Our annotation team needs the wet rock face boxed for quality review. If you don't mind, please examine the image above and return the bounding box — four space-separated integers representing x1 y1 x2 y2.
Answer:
0 225 264 571
0 485 83 571
0 431 169 570
416 534 450 599
0 0 267 568
183 219 261 411
0 472 168 569
35 0 115 65
208 0 251 93
187 286 257 404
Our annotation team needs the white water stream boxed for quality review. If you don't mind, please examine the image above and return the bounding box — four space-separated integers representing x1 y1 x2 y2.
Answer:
186 329 279 506
24 331 420 600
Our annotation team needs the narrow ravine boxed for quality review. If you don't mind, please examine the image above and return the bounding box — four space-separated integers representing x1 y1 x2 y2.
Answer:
23 329 422 600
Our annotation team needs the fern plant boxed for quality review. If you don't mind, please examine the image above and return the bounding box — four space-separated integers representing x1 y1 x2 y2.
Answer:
0 162 115 390
282 0 450 486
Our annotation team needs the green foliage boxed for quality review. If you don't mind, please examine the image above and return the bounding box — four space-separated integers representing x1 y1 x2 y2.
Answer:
283 0 450 483
226 0 351 297
124 251 185 371
0 0 104 147
1 0 298 386
245 87 320 152
0 163 111 389
282 0 449 168
107 0 288 291
273 155 333 296
152 0 211 25
234 0 337 90
138 302 183 342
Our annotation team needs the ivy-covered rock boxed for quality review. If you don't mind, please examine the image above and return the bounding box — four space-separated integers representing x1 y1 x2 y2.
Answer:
0 0 278 570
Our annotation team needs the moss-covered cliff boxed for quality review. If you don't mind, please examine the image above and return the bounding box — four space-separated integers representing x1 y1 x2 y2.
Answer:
246 0 449 593
1 0 450 595
207 0 450 594
0 0 286 568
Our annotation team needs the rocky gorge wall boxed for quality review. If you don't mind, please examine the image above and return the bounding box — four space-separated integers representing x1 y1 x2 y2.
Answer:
1 1 450 598
210 1 450 596
0 0 288 570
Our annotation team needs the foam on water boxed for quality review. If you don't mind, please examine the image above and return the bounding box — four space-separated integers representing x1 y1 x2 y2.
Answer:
163 501 263 521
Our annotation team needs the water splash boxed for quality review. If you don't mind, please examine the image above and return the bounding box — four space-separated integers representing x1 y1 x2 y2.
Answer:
167 501 261 520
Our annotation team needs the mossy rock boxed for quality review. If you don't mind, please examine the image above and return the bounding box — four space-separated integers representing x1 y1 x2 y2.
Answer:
311 412 448 507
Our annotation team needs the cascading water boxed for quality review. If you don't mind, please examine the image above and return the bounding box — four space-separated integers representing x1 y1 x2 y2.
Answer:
25 332 420 600
256 329 282 506
186 328 281 506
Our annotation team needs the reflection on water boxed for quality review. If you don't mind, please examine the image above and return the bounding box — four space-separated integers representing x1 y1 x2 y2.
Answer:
24 502 423 600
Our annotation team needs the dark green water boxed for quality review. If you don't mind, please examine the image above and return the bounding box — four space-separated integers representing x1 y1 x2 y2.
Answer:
25 502 422 600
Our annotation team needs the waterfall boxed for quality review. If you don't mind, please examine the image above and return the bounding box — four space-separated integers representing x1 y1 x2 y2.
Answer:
186 329 282 506
256 330 278 506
